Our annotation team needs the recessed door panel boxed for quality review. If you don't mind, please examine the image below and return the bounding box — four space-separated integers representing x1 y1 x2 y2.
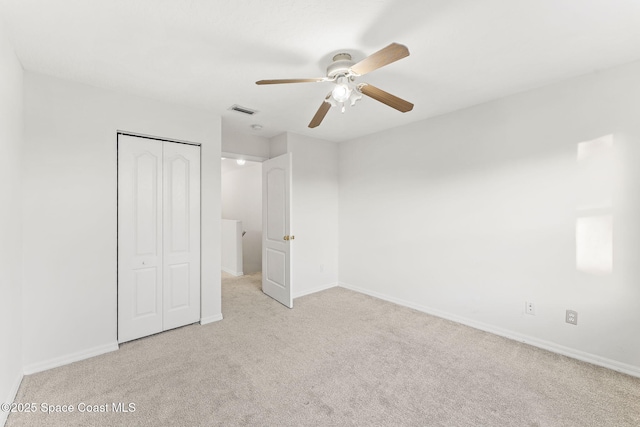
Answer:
135 152 159 256
168 156 189 253
167 263 190 311
266 168 285 241
134 268 159 317
266 248 286 289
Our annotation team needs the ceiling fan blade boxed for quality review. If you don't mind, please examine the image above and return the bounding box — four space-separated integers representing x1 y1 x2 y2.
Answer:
308 94 332 128
256 78 327 85
359 84 414 112
349 43 409 76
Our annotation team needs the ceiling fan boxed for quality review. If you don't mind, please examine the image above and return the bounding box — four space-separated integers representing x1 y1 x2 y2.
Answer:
256 43 414 128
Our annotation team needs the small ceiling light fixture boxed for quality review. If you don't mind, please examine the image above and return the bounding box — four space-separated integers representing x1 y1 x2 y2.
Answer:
328 75 361 113
331 76 351 102
250 124 263 131
236 159 246 166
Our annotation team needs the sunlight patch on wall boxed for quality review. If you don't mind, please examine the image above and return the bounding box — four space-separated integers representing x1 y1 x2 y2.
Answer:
577 134 613 161
576 135 613 275
576 215 613 275
576 134 613 211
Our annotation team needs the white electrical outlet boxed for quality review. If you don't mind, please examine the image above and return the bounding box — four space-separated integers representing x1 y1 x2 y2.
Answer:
525 302 535 315
566 310 578 325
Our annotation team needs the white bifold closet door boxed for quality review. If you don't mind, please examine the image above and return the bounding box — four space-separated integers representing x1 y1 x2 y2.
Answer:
118 134 200 343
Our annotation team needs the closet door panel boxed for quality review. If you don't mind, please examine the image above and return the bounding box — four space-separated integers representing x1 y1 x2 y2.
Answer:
118 135 163 343
163 142 201 330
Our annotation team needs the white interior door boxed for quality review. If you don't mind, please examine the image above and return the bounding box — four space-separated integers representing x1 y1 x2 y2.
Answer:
262 153 293 308
118 134 201 343
118 135 164 342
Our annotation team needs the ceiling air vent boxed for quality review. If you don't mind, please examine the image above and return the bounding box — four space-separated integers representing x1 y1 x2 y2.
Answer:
228 104 258 115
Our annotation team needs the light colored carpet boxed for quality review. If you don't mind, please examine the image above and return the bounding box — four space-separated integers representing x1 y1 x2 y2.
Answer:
7 272 640 426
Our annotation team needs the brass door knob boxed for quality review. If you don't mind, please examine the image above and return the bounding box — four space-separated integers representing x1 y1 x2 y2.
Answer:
290 235 295 240
283 235 289 241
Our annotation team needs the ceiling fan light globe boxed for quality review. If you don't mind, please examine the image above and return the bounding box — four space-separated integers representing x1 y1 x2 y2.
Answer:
332 84 351 103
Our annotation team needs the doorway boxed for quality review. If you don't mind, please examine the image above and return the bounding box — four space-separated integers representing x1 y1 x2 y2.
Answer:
221 157 263 276
220 152 294 308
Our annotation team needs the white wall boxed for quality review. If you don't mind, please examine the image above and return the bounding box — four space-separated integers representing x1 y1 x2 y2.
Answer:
339 60 640 374
287 133 339 298
222 121 269 159
22 72 222 373
0 19 24 426
269 133 287 158
221 219 243 276
221 162 262 274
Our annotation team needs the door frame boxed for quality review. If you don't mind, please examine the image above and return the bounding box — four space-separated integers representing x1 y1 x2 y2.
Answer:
219 151 269 277
221 151 267 163
221 152 293 300
116 130 202 342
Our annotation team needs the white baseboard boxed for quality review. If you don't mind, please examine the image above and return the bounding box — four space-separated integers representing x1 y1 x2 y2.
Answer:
339 282 640 379
23 342 119 375
200 313 223 325
221 267 243 276
1 372 23 427
293 282 338 299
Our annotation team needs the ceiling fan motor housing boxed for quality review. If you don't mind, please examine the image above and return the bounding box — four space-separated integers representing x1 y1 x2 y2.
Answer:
327 53 355 78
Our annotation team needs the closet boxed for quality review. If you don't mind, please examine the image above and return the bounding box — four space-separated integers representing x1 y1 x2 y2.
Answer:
117 134 201 343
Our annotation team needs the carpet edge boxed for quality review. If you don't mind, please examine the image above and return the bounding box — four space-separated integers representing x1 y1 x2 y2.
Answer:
339 281 640 379
0 372 23 427
23 342 119 375
200 313 223 325
293 282 338 299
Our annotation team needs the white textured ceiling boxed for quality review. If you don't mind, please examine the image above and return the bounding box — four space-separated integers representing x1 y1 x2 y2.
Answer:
2 0 640 142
